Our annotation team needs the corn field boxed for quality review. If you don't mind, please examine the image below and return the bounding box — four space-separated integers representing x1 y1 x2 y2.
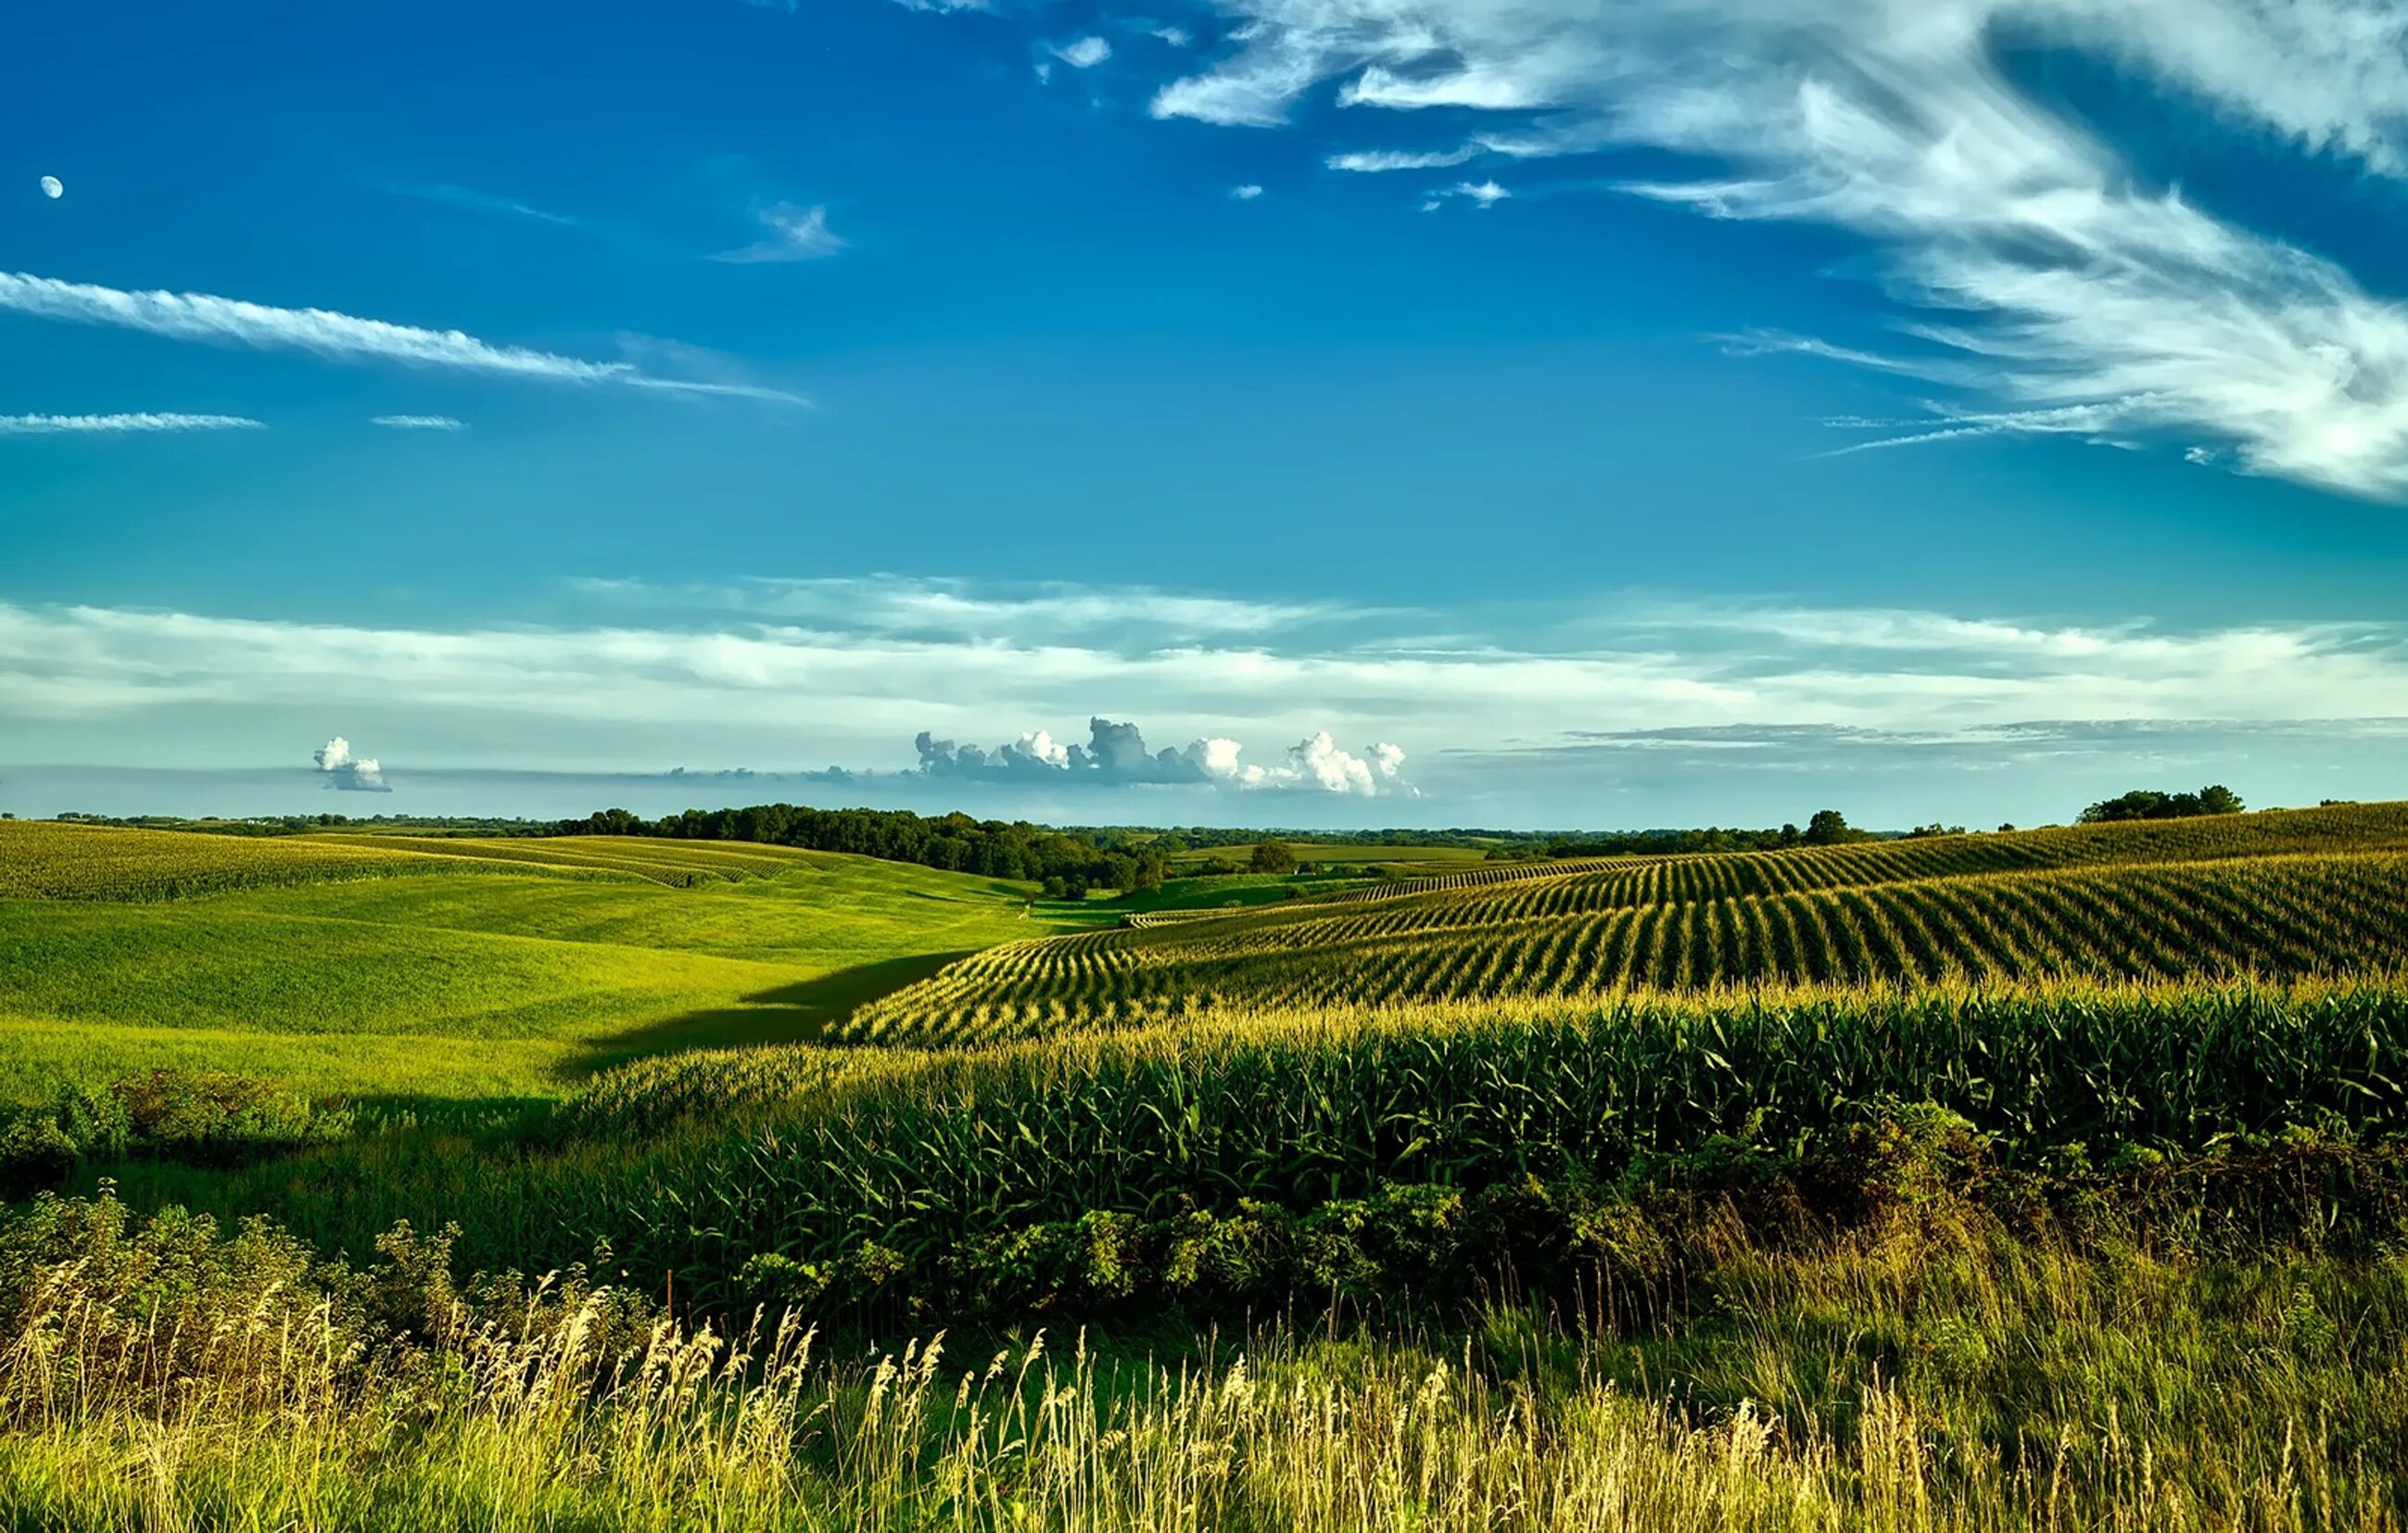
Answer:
850 847 2408 1044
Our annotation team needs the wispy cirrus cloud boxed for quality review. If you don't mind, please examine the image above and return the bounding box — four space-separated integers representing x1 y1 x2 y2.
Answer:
565 573 1361 644
711 203 847 264
370 414 466 431
0 412 264 436
1326 146 1478 172
1138 0 2408 500
376 181 579 228
0 272 805 405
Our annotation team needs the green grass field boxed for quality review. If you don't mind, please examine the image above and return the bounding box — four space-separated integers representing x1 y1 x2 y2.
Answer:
0 824 1085 1104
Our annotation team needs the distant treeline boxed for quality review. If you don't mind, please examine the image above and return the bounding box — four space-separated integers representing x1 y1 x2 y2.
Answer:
1494 807 1884 860
1069 825 1519 853
564 805 1175 896
47 812 552 838
2079 785 2244 824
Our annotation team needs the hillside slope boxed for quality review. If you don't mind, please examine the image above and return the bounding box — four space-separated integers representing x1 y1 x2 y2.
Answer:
0 824 1073 1103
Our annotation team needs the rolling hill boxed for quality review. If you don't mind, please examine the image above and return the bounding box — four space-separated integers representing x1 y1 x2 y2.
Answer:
0 823 1079 1103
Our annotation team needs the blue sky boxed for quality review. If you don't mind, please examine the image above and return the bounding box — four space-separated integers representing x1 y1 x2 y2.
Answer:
5 0 2408 828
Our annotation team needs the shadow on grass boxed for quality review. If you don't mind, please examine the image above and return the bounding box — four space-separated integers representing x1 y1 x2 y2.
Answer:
569 948 977 1075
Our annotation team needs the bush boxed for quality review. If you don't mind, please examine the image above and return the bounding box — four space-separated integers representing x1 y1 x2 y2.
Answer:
0 1071 353 1196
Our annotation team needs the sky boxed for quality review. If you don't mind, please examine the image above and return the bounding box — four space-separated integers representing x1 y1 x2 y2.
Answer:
5 0 2408 830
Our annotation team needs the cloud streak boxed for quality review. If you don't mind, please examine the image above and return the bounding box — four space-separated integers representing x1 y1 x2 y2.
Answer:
370 414 466 431
0 412 264 436
0 272 805 406
1145 0 2408 499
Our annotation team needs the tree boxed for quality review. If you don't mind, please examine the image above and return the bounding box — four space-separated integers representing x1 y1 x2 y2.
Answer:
1802 809 1853 846
1249 839 1299 875
1132 852 1170 893
2079 785 2245 824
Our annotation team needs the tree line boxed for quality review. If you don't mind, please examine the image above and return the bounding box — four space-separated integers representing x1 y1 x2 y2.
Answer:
2078 785 2244 824
564 805 1175 896
1496 808 1881 860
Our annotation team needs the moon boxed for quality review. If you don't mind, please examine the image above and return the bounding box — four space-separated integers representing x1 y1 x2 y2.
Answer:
38 176 62 199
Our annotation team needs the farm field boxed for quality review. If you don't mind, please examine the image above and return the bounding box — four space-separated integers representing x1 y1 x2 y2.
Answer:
0 822 1084 1103
852 801 2408 1042
6 802 2408 1529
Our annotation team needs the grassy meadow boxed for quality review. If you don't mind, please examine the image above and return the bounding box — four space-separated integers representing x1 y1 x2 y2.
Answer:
0 823 1084 1103
5 803 2408 1528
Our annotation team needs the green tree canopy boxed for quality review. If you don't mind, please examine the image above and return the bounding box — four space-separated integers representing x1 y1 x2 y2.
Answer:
1249 840 1299 875
2079 785 2245 824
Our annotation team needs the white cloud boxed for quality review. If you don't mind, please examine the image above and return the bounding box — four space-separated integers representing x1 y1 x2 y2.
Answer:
0 271 805 405
566 574 1354 642
1325 146 1477 172
10 593 2408 794
1186 730 1414 794
711 203 847 264
1150 25 1192 46
1052 35 1113 69
918 717 1413 794
1144 0 2408 500
1230 184 1265 199
370 414 466 432
0 412 263 436
312 735 390 792
1420 179 1511 213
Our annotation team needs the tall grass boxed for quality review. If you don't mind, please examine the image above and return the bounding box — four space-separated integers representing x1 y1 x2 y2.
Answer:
0 1189 2399 1530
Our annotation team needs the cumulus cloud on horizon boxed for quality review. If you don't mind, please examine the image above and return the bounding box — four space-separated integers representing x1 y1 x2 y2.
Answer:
313 736 390 792
914 716 1413 795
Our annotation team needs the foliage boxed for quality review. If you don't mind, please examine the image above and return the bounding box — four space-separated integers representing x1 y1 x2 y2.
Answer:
562 803 1173 891
0 1070 352 1195
1248 839 1299 874
2081 784 2248 823
98 983 2408 1322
